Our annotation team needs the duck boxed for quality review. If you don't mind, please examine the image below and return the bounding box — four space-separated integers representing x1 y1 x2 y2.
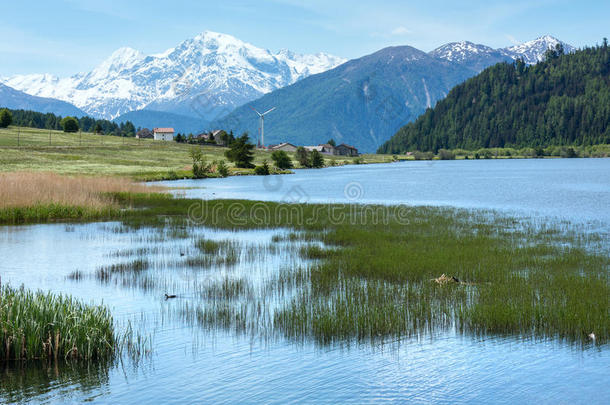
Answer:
164 293 177 299
588 332 596 340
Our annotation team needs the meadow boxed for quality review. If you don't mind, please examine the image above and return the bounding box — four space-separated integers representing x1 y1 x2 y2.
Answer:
0 126 392 180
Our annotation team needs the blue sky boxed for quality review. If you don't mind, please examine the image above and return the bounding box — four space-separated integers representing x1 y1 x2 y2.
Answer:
2 0 608 76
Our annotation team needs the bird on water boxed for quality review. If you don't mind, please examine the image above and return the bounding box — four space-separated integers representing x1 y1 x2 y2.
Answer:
165 293 177 299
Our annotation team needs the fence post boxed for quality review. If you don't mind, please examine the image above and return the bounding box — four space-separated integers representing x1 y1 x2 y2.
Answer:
49 129 51 146
79 130 82 146
17 127 20 147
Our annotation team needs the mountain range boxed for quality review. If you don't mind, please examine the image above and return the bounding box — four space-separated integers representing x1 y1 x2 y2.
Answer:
1 31 345 122
0 83 85 117
1 32 574 150
212 36 575 152
378 44 609 153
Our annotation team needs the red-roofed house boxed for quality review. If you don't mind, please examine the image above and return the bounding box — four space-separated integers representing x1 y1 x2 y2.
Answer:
153 127 175 141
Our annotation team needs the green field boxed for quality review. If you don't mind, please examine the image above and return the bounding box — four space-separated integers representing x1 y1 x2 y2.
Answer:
0 126 393 180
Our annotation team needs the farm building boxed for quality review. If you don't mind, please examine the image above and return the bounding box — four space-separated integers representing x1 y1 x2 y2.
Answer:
305 144 337 155
153 127 175 141
335 143 359 156
270 142 298 152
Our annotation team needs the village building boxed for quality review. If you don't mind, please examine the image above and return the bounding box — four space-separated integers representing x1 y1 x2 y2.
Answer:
136 128 153 139
153 127 175 141
304 144 338 155
335 143 359 156
270 142 298 152
318 143 337 155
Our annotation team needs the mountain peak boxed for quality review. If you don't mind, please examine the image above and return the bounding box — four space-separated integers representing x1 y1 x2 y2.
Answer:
5 30 345 120
504 35 575 64
95 47 145 75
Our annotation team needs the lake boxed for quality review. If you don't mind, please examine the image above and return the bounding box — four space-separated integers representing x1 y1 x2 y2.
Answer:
1 158 609 404
157 158 610 226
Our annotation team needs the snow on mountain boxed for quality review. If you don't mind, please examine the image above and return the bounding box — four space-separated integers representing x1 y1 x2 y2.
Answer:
502 35 576 64
430 35 575 71
429 41 511 72
2 31 346 120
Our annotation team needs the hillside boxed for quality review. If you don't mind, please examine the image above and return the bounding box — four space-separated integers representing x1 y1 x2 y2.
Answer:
0 83 85 117
212 46 475 152
379 43 610 153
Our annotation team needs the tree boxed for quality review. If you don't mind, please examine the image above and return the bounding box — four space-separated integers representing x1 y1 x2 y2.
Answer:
216 160 229 177
93 123 103 134
190 147 211 178
225 133 255 168
122 121 136 137
60 116 79 133
271 150 293 169
310 149 325 168
0 109 12 128
254 160 270 175
295 146 310 167
327 138 336 147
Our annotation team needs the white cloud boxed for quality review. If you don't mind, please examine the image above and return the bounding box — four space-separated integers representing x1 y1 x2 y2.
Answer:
504 34 521 45
391 26 412 36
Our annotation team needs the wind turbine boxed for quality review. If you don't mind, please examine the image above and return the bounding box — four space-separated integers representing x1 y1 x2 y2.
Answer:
251 106 276 148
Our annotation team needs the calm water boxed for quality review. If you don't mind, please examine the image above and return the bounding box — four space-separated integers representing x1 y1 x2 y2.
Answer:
2 158 609 404
157 158 610 226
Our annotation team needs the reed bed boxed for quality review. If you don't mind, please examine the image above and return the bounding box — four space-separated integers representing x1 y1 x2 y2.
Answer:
36 195 610 345
0 284 115 361
0 172 163 224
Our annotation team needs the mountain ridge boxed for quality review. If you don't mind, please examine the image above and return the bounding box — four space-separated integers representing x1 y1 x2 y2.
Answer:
211 35 576 152
2 31 346 120
0 83 86 117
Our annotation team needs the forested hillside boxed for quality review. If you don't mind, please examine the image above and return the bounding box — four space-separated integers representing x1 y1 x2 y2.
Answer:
4 108 133 136
379 41 610 153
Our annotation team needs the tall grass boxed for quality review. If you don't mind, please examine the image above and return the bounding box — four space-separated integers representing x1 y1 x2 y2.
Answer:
0 172 163 224
0 284 115 361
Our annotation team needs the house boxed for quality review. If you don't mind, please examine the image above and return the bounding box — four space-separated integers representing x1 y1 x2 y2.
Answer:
270 142 298 152
136 128 153 139
335 143 359 157
318 143 337 155
305 144 337 155
153 127 175 141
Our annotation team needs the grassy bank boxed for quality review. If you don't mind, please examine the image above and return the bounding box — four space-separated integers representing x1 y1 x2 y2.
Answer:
0 126 392 180
401 144 610 160
0 284 115 361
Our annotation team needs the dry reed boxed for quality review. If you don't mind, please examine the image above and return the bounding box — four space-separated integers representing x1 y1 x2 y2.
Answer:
0 172 162 209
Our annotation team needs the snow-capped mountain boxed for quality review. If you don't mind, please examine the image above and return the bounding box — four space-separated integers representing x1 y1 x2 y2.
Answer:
502 35 575 64
429 41 511 72
430 35 575 71
2 31 346 120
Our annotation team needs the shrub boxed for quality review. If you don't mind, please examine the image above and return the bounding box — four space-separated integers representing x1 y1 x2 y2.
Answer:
0 108 12 128
271 150 293 169
190 147 211 178
216 160 229 177
254 160 270 175
437 149 456 160
295 147 310 168
310 150 325 168
60 116 79 133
